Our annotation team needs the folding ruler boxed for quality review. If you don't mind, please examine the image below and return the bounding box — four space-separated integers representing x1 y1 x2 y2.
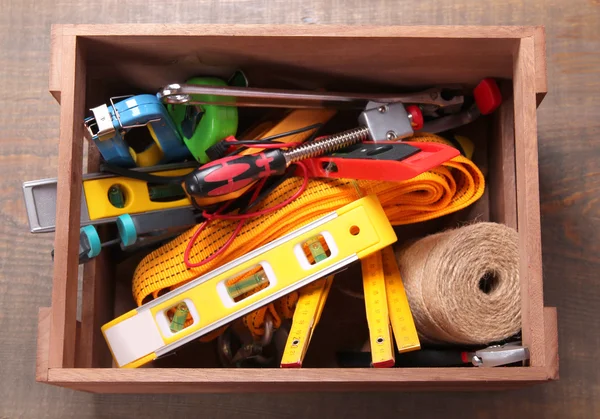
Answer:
281 245 420 368
362 246 421 367
280 275 333 368
102 195 397 368
22 162 196 233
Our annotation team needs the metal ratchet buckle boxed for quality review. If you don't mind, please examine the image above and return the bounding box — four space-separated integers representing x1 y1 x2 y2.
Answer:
157 83 464 110
83 95 161 141
469 342 530 367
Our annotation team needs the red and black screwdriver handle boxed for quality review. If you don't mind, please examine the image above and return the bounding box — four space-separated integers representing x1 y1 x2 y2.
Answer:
184 149 287 198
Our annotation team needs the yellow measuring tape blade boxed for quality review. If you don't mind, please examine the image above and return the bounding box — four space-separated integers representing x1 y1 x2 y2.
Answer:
362 251 395 368
381 246 420 353
280 275 333 368
103 195 396 368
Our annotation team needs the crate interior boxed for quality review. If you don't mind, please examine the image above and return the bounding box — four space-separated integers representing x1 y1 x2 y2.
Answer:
76 34 520 369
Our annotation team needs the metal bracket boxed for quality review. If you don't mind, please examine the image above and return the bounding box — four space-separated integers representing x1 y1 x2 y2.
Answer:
84 104 115 141
358 102 414 141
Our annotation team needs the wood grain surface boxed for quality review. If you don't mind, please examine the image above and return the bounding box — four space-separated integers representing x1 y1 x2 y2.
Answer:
0 0 598 418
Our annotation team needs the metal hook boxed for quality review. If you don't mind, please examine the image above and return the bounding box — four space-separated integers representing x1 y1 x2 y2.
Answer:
260 312 274 347
217 313 275 367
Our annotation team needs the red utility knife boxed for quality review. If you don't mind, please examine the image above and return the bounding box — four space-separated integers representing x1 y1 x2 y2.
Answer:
301 141 459 182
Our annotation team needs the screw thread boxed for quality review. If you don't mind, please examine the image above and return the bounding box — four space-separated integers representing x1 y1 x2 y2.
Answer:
284 127 369 164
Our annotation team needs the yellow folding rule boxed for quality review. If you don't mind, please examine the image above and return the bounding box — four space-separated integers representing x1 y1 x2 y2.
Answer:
280 276 333 367
281 245 419 368
102 195 396 368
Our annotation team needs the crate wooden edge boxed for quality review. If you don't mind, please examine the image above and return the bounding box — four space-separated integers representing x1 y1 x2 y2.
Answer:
47 24 547 102
533 26 548 104
44 369 552 394
512 36 547 367
35 307 558 391
48 33 86 370
36 308 52 382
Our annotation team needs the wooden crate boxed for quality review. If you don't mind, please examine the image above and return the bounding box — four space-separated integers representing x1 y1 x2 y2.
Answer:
37 24 558 393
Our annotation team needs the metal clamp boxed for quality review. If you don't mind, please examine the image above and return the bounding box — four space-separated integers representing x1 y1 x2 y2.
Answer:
470 342 529 367
84 104 115 141
109 95 161 130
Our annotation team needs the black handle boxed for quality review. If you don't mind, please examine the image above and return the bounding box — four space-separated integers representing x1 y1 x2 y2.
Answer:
184 149 287 198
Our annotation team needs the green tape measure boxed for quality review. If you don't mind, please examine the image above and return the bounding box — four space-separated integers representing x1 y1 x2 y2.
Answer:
167 77 238 163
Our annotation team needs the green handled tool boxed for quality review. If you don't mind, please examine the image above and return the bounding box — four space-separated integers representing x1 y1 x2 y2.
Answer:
166 77 238 164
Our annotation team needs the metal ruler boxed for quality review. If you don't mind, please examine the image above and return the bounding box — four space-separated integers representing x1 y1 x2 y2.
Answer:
102 195 397 368
22 162 197 233
280 275 333 368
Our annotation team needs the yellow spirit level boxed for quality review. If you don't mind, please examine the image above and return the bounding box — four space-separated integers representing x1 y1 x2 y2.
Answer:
102 195 396 368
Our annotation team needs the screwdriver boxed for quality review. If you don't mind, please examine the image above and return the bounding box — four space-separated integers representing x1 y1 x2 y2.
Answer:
183 103 422 198
183 127 368 198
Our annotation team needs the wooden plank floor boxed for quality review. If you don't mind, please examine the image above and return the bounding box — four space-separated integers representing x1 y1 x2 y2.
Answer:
1 0 599 417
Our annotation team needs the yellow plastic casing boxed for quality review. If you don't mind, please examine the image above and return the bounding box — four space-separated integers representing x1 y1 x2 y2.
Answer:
83 168 193 220
101 195 396 368
362 250 395 368
280 275 333 368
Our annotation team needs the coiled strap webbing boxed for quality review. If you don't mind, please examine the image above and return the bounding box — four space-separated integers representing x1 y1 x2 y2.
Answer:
131 133 485 338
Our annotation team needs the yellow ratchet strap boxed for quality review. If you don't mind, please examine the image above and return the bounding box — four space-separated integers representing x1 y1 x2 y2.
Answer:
131 133 485 340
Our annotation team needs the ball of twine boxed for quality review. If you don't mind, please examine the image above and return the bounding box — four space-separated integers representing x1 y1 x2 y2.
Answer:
397 222 521 345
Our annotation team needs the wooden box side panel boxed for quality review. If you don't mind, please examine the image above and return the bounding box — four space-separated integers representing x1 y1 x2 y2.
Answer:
50 25 548 95
41 306 557 391
36 308 52 382
533 26 548 104
76 142 116 368
46 367 550 394
543 307 559 379
59 24 540 39
48 34 87 369
43 309 557 392
513 36 546 367
49 25 63 103
489 81 517 229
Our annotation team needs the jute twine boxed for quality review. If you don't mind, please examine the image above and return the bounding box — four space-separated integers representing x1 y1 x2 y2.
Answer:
397 222 521 345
